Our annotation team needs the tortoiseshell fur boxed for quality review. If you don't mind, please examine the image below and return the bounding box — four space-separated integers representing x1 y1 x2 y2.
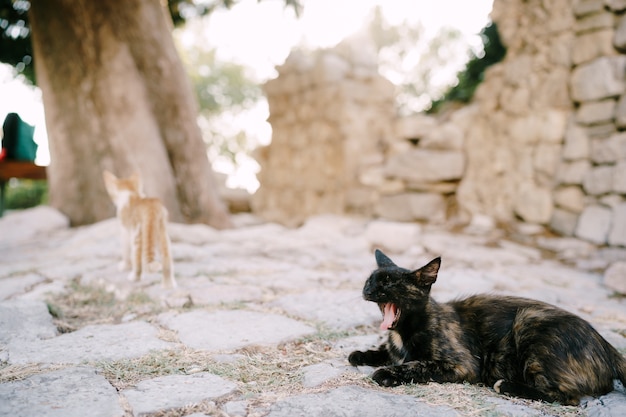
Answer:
349 250 626 405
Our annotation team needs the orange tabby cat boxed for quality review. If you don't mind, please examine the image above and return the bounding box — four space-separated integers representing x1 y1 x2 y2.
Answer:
103 171 177 289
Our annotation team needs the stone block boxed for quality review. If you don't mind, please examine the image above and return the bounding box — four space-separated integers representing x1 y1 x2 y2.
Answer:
550 208 580 236
384 149 465 183
574 0 606 17
513 182 553 224
562 124 590 160
575 205 612 244
395 114 437 140
574 11 615 33
421 123 464 150
556 160 591 185
583 165 614 195
615 14 626 51
571 57 626 102
608 203 626 246
591 133 626 163
573 29 614 66
613 161 626 193
554 186 586 213
576 99 616 125
375 193 446 222
533 143 561 179
615 93 626 128
607 0 626 11
604 262 626 294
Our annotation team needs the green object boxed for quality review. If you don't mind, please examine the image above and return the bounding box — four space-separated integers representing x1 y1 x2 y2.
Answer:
2 112 37 161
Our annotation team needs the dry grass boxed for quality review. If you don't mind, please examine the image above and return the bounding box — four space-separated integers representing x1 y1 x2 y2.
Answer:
45 279 164 332
0 363 68 383
35 280 613 417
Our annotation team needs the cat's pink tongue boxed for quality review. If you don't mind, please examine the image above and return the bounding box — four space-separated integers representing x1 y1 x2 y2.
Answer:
380 303 397 330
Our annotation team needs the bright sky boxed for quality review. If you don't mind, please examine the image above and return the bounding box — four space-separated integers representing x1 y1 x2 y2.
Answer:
0 0 493 177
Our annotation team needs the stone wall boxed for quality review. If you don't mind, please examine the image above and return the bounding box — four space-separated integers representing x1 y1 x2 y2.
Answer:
253 40 467 227
254 0 626 249
554 0 626 246
252 41 397 226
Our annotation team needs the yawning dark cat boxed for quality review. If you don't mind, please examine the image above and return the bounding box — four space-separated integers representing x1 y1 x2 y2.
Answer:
348 249 626 405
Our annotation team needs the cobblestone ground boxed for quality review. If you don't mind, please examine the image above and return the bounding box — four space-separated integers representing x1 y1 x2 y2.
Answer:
1 206 625 417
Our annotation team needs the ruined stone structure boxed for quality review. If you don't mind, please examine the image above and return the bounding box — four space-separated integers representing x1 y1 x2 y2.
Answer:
253 0 626 248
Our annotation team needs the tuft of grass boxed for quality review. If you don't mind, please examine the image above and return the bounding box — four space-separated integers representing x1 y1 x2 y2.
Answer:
0 363 67 383
45 279 163 333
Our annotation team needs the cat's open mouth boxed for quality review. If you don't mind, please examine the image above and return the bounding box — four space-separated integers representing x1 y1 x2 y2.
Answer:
379 303 401 330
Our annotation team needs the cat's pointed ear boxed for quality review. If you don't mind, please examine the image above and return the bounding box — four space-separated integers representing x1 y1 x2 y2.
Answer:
375 249 396 268
415 257 441 285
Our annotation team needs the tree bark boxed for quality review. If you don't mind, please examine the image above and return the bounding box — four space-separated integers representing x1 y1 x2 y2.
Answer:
28 0 232 228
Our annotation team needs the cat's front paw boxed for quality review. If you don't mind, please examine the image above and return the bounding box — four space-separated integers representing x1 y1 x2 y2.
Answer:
372 367 402 387
348 350 366 366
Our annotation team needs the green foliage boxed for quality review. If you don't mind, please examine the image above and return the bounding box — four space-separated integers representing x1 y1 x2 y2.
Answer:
3 178 47 209
428 22 506 113
0 0 302 85
179 43 263 166
0 0 34 83
365 6 468 115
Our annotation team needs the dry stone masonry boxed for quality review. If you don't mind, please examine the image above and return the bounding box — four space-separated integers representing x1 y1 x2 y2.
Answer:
255 0 625 250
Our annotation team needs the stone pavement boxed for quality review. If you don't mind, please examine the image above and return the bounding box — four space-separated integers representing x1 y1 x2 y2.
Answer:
1 206 625 417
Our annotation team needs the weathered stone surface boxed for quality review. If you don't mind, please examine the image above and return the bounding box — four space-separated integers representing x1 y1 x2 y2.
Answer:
608 0 626 12
513 183 553 224
7 321 174 364
616 93 626 128
556 160 591 185
549 209 582 237
574 11 615 33
609 203 626 246
591 133 626 163
583 165 614 195
604 262 626 294
576 99 616 125
421 123 464 150
272 290 380 331
396 114 437 139
0 367 123 417
573 29 614 65
571 57 626 102
158 310 315 351
0 300 57 344
375 193 446 223
385 149 465 183
264 385 459 417
364 220 421 253
575 205 612 244
0 206 69 245
554 186 586 213
562 124 590 160
613 162 626 193
574 0 606 17
123 372 236 416
615 13 626 51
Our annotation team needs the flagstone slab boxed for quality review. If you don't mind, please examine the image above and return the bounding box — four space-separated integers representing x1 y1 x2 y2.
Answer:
158 309 315 352
0 366 123 417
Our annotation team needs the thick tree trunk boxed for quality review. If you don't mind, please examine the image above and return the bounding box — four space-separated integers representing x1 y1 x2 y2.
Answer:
28 0 232 228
